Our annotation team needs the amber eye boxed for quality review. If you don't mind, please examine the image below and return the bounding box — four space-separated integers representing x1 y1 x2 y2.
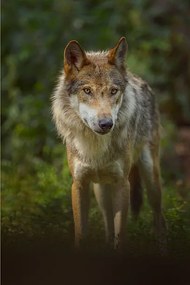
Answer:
111 88 118 95
83 88 92 95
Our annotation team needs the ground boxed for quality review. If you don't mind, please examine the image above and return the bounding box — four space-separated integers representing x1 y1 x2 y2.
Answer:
2 123 190 285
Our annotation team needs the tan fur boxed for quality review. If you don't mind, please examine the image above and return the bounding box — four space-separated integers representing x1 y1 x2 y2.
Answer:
52 37 167 251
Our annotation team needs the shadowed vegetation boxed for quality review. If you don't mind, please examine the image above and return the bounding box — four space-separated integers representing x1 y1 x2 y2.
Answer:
2 0 190 284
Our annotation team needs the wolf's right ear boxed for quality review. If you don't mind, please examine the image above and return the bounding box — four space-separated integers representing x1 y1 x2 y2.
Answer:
64 40 89 74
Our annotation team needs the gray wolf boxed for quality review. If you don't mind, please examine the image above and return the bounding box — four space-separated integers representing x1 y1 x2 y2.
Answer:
52 37 167 251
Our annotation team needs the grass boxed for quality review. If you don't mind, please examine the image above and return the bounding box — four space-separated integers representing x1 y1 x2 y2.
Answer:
2 152 190 258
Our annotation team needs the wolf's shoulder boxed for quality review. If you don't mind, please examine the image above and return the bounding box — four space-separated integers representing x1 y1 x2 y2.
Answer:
126 70 155 111
127 71 152 93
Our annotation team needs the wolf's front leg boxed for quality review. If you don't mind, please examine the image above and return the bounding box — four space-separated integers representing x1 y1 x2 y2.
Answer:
72 180 90 248
93 183 114 247
113 180 130 250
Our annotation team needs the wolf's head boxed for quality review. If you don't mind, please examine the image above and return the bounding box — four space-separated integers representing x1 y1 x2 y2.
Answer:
63 38 128 135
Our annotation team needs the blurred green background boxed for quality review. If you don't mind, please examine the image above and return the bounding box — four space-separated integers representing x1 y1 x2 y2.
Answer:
2 0 190 255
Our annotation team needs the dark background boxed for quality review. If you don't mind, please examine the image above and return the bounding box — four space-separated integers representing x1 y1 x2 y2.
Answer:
2 0 190 284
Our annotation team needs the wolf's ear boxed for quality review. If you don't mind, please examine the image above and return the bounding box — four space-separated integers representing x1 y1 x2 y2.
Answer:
64 40 88 73
108 37 128 69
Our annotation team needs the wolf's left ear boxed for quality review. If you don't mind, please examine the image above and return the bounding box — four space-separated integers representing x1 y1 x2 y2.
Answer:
108 37 128 69
64 40 88 74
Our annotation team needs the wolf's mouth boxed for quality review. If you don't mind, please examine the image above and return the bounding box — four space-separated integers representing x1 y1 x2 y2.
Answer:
94 129 112 135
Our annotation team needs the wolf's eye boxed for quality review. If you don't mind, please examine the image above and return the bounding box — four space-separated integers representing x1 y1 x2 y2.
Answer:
111 88 118 95
83 88 92 95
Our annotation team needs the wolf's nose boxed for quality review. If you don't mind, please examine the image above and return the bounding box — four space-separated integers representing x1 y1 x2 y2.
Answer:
98 118 113 131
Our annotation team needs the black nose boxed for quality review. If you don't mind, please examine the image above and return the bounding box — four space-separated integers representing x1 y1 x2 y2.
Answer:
98 118 113 131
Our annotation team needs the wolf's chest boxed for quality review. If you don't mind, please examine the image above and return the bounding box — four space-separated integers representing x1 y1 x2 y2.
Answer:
73 158 125 184
71 132 126 183
73 133 114 166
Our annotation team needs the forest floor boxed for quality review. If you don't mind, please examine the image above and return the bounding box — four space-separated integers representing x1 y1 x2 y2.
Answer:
2 124 190 285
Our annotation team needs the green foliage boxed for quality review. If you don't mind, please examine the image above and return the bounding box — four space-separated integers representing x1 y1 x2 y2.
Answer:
2 0 190 256
2 153 73 239
2 0 190 163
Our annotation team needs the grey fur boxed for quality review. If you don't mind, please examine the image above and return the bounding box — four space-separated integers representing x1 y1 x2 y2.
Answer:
51 43 166 251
